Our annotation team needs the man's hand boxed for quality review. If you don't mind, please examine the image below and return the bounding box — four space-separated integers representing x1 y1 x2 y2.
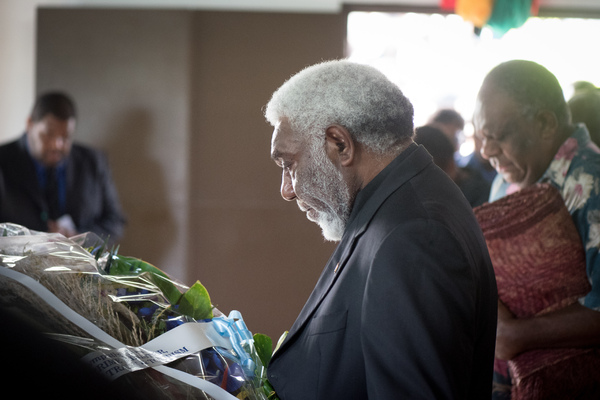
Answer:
48 218 77 237
495 300 522 360
496 299 600 361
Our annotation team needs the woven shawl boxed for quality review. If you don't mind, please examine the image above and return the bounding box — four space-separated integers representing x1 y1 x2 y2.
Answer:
474 183 600 399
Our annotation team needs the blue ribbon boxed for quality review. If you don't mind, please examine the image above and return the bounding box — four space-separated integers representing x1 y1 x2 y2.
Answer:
211 310 256 377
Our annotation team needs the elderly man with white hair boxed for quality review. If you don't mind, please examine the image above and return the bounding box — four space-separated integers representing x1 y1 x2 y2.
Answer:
264 60 498 400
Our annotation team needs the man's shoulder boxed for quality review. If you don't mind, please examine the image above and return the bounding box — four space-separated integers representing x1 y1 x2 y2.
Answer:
567 127 600 169
575 146 600 167
0 136 23 152
71 141 101 154
377 162 474 226
0 137 27 166
562 146 600 189
70 143 106 163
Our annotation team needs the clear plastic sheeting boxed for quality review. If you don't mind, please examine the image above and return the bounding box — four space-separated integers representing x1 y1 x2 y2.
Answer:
0 223 268 400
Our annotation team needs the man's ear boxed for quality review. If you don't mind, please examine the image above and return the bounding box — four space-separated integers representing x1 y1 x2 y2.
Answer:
325 124 355 167
536 110 559 141
25 117 33 133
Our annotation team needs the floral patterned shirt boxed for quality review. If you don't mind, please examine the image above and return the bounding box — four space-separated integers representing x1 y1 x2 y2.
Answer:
489 125 600 309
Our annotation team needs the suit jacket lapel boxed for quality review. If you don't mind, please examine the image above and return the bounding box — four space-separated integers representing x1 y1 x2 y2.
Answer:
64 151 78 219
283 233 356 339
11 135 45 210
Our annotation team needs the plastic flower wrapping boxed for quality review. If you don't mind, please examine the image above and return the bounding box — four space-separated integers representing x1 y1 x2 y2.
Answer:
0 222 280 400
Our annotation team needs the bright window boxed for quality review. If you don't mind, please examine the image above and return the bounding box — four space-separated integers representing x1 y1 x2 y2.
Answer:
346 11 600 156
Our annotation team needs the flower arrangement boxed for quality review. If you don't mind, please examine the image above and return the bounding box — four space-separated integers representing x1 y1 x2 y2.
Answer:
0 222 281 400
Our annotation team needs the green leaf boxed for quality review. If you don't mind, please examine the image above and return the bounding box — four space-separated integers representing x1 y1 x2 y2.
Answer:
106 254 156 276
147 272 183 305
176 280 213 320
273 330 288 354
106 254 182 304
253 333 273 368
263 379 278 399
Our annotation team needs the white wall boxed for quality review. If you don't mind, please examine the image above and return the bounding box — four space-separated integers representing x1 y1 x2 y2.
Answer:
0 0 60 142
0 0 598 142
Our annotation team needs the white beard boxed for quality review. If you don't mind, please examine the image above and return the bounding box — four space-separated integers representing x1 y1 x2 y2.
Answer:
297 141 352 242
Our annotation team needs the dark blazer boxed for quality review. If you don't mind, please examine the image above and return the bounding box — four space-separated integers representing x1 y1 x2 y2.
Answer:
267 144 498 400
0 134 126 241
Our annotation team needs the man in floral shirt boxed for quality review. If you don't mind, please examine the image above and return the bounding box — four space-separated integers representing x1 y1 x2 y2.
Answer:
475 59 600 398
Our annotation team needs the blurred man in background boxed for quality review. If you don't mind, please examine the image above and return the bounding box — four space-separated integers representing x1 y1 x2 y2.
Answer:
0 91 126 242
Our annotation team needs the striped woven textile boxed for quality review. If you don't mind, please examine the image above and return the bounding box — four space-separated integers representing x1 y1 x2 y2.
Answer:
475 183 600 400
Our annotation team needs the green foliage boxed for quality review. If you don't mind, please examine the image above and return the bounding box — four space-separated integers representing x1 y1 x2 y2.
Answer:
107 254 183 305
274 331 288 354
264 379 278 400
96 243 213 322
88 239 281 397
253 333 273 368
176 281 213 320
252 331 288 400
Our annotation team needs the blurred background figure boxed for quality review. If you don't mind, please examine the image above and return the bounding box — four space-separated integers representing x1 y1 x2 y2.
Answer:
427 108 465 152
572 80 598 94
414 125 491 207
429 107 497 185
568 81 600 147
458 129 498 185
0 91 126 242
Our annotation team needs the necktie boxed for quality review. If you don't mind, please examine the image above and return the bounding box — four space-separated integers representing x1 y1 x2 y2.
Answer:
45 167 60 220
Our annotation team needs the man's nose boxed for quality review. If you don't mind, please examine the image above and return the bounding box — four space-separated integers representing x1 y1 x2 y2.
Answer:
479 137 499 161
49 136 66 150
280 170 296 201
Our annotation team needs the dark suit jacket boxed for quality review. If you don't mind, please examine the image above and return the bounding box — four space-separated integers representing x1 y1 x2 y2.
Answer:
267 144 498 400
0 134 126 241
